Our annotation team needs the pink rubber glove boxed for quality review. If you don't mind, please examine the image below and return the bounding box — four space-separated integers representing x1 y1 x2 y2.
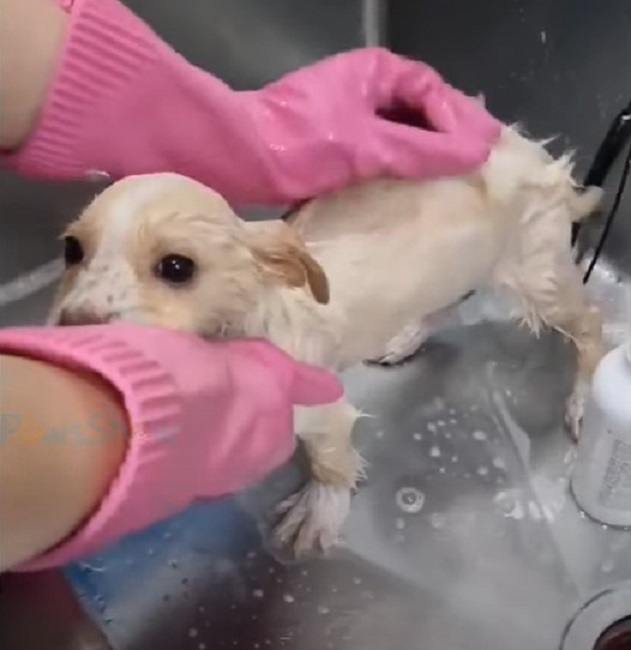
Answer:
0 323 342 571
0 0 501 205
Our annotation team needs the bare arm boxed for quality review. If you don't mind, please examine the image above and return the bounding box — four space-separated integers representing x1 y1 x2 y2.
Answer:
0 0 126 569
0 354 128 571
0 0 68 150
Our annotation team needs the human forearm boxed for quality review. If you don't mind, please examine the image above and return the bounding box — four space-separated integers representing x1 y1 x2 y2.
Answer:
0 0 500 203
0 353 128 571
0 0 68 150
0 324 339 572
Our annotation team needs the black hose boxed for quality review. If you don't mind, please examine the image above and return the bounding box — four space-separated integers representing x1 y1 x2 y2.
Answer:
582 139 631 283
572 99 631 250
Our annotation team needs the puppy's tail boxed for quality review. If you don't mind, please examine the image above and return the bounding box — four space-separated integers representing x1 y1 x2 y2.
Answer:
569 185 604 223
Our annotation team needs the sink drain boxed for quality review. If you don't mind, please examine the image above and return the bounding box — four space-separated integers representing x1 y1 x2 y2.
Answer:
560 582 631 650
593 615 631 650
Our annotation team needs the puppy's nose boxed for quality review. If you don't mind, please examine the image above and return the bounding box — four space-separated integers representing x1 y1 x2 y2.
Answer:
57 309 109 326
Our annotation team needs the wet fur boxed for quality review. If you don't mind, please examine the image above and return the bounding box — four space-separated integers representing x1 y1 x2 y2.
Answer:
49 123 605 555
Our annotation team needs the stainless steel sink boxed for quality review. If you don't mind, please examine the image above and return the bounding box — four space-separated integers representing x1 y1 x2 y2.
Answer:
1 1 630 649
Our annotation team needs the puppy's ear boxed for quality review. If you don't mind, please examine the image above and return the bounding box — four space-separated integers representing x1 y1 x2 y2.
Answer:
250 224 330 304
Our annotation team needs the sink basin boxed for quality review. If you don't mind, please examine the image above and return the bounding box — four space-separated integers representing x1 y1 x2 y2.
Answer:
1 1 630 649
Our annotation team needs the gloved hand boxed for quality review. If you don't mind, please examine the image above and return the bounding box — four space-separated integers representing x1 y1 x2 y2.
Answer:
0 323 341 570
1 0 501 205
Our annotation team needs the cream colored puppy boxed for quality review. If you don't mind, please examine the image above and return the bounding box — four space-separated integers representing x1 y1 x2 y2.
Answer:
49 124 604 555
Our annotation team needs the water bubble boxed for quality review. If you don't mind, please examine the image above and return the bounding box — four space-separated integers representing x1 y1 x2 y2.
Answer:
252 589 264 598
451 455 459 463
395 487 425 513
439 467 446 474
412 432 423 441
199 644 207 650
375 430 385 439
528 501 542 521
189 628 198 638
318 605 330 615
282 593 295 603
437 420 446 427
477 466 489 476
427 423 437 433
395 517 406 530
430 445 441 458
491 457 506 470
494 491 524 519
601 558 615 573
429 513 446 529
473 430 487 441
353 577 362 585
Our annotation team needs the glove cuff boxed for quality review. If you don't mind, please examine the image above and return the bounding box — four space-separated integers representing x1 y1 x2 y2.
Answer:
0 325 188 571
1 0 168 181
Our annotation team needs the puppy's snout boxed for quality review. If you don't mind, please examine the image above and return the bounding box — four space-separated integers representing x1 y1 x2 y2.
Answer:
57 308 110 326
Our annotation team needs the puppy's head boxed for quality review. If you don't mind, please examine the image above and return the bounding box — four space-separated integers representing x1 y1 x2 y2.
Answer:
49 173 329 337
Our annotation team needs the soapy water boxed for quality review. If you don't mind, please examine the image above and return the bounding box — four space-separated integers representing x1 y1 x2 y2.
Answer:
429 513 446 529
494 490 525 520
395 487 426 513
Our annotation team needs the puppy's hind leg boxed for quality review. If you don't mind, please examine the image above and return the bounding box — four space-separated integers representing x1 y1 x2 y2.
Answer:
498 246 605 440
274 400 364 556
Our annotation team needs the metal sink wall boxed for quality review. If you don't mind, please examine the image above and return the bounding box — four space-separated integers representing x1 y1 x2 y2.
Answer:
1 1 630 649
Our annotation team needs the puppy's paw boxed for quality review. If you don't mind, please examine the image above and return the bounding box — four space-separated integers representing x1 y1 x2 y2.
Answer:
273 481 351 556
368 322 428 366
564 383 588 441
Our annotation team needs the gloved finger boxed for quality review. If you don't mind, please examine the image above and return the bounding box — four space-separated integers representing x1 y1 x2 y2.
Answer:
228 339 343 406
370 118 495 179
440 83 502 141
287 362 343 406
368 50 457 133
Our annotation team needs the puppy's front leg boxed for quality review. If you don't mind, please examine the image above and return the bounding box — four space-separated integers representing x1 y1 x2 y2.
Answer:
274 399 364 555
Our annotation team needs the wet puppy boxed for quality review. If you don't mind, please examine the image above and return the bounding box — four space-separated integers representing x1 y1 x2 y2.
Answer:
49 124 604 555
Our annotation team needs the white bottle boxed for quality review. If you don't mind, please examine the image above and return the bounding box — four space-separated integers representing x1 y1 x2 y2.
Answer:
570 339 631 527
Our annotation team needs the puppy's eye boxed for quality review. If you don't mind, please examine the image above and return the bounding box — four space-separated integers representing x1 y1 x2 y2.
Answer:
155 254 196 285
63 236 84 266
